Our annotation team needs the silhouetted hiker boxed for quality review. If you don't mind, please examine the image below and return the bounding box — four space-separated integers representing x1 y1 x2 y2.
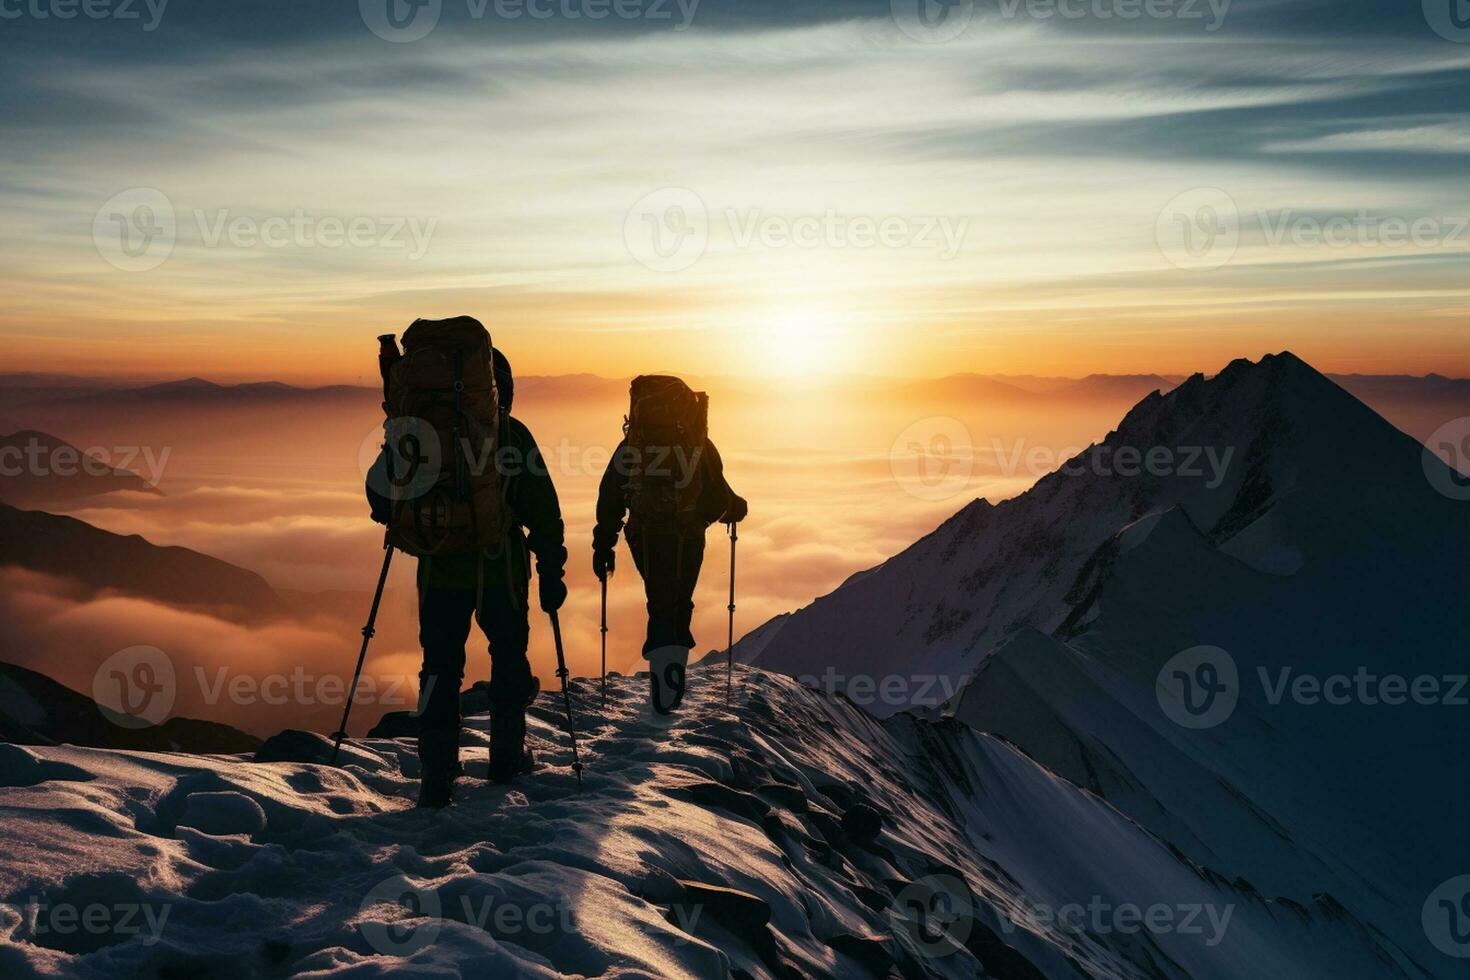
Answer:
592 375 746 713
367 317 566 807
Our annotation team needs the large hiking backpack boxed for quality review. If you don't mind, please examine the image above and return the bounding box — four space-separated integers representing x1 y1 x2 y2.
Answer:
622 375 708 528
380 316 507 556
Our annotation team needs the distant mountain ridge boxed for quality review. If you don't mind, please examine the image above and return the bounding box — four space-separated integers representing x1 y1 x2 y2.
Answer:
0 502 286 623
0 661 260 754
0 430 159 507
3 367 1466 405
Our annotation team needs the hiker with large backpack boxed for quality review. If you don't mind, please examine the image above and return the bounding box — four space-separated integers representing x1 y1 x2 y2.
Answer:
366 316 567 808
592 375 747 713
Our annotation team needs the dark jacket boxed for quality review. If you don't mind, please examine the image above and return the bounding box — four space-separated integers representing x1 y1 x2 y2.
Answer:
593 437 739 553
367 413 566 591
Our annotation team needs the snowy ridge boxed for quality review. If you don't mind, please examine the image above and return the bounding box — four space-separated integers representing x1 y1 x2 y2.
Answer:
0 663 1422 978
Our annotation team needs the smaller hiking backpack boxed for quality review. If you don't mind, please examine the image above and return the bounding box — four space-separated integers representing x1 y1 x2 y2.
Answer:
380 316 507 556
622 375 708 529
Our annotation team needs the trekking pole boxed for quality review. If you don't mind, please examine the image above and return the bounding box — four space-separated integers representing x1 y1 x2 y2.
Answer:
599 573 609 707
330 531 394 765
726 521 737 703
548 611 586 790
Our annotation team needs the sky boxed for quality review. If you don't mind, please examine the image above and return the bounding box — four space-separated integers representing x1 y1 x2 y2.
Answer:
2 0 1469 383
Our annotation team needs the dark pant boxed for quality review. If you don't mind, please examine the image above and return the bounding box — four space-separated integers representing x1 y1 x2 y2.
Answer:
416 578 533 772
628 526 706 654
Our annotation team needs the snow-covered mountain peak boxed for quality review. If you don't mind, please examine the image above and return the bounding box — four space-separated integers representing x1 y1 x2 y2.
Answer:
724 351 1468 977
734 352 1460 709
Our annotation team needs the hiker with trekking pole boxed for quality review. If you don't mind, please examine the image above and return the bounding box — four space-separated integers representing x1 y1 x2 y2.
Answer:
359 316 572 808
592 375 747 714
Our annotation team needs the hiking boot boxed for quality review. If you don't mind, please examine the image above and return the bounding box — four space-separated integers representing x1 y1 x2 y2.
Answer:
417 727 460 808
647 645 690 714
417 770 456 809
489 706 528 785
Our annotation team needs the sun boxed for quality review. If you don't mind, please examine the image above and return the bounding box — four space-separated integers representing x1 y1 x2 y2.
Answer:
755 308 856 378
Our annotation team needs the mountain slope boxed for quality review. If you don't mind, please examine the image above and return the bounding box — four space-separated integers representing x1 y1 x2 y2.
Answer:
0 502 286 623
0 665 1426 978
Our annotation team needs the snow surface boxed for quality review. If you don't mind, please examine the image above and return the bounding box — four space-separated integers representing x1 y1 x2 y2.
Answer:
0 663 1433 978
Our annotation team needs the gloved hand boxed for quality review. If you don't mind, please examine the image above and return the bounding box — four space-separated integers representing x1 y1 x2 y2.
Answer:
593 548 616 581
721 494 748 524
539 574 567 613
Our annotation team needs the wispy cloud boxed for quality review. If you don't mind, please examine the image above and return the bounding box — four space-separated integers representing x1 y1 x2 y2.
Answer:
1 6 1468 378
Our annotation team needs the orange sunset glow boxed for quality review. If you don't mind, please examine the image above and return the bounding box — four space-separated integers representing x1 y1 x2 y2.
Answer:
1 0 1466 743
